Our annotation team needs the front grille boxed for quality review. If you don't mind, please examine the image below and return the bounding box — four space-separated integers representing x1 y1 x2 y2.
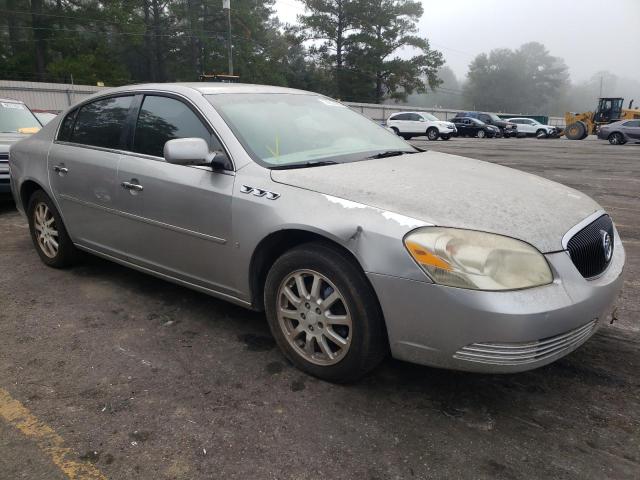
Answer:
0 153 8 160
454 319 598 366
566 215 614 278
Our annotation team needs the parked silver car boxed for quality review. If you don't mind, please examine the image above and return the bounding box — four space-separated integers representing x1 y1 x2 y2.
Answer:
1 97 42 193
9 84 625 382
597 119 640 145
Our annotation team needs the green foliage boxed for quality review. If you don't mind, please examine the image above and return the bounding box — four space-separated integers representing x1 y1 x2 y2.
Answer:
299 0 443 102
463 42 569 114
0 0 317 88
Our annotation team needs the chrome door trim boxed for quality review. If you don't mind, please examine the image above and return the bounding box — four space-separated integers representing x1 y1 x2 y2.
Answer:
75 244 251 307
58 193 227 244
561 209 607 250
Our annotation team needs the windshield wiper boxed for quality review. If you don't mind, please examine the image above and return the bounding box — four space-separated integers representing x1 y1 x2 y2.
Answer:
271 159 339 170
367 150 417 159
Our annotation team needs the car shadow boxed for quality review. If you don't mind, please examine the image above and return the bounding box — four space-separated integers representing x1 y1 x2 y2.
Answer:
0 196 17 214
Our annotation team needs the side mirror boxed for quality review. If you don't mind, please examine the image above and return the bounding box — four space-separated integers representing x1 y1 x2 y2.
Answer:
164 138 212 166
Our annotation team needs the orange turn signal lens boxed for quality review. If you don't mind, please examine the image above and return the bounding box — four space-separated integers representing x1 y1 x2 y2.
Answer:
405 240 452 271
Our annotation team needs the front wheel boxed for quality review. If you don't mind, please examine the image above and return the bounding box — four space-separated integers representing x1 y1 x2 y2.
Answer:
264 243 387 383
27 190 78 268
440 134 451 140
426 127 439 141
477 129 486 138
608 132 626 145
536 129 548 139
566 121 586 140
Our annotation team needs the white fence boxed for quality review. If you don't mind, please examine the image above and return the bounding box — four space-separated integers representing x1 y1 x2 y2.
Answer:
0 80 565 127
0 80 104 111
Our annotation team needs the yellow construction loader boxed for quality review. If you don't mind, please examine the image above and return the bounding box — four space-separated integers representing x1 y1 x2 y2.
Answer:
564 97 640 139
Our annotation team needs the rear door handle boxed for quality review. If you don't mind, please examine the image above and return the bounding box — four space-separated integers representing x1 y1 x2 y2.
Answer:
121 181 144 192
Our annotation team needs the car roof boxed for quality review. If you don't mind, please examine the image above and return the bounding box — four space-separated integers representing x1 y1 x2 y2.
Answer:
100 82 313 96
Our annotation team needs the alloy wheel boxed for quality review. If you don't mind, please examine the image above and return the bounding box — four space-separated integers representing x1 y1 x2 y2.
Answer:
33 202 59 258
276 269 352 366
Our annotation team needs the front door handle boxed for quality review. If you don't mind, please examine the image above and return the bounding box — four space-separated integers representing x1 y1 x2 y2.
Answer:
121 181 144 192
53 165 68 175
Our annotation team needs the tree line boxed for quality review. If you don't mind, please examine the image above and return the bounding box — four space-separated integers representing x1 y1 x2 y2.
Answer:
2 1 634 114
0 0 444 103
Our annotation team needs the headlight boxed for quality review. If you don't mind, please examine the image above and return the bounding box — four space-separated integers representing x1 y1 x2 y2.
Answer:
404 227 553 290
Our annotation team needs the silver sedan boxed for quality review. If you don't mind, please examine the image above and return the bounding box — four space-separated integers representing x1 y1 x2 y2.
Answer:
9 83 625 382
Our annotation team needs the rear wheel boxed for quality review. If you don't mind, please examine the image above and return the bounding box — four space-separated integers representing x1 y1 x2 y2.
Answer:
608 132 626 145
426 127 439 141
27 190 78 268
477 129 486 138
264 242 387 383
565 121 586 140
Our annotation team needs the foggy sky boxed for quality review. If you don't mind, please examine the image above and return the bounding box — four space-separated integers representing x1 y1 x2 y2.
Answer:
274 0 640 83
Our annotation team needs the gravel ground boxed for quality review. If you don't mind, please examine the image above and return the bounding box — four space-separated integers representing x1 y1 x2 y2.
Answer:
0 136 638 480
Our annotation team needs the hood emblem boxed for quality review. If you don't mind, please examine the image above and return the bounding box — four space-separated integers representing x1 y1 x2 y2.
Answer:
600 230 613 262
240 185 280 200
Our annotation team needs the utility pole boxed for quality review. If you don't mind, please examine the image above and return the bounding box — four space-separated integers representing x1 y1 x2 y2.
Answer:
599 76 603 97
223 0 233 75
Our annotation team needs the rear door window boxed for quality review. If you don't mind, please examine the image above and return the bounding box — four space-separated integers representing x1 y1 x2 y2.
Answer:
71 96 133 149
132 95 215 158
57 109 77 141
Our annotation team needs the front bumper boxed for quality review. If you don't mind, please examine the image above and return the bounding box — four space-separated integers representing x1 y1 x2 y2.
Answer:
367 231 625 373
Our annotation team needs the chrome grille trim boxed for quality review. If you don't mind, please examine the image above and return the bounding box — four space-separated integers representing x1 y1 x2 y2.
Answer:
453 319 597 366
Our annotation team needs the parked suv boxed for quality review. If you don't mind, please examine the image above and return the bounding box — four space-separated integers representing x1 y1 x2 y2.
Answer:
458 111 517 137
0 98 42 193
506 118 558 138
386 112 456 141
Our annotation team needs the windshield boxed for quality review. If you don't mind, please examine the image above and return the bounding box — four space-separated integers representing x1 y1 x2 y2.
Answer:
206 93 415 168
423 113 438 121
488 113 502 122
0 101 41 133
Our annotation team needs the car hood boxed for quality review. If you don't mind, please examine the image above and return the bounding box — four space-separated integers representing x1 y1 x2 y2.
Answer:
270 151 601 253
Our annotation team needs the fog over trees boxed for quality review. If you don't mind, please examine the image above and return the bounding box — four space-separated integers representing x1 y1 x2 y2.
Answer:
0 1 636 115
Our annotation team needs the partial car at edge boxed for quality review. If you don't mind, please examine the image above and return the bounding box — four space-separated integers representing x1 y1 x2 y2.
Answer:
1 98 42 193
9 83 625 382
597 119 640 145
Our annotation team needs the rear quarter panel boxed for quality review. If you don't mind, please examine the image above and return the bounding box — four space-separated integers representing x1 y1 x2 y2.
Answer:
9 117 59 214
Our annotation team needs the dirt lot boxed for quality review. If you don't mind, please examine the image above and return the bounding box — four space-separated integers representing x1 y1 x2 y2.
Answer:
0 137 638 480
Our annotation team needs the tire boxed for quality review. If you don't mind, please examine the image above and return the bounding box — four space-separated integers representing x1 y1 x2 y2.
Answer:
401 134 411 140
608 132 626 145
580 121 590 140
440 134 451 140
390 127 400 136
27 189 78 268
477 129 486 138
264 242 387 383
536 129 547 139
426 127 439 141
565 121 586 140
